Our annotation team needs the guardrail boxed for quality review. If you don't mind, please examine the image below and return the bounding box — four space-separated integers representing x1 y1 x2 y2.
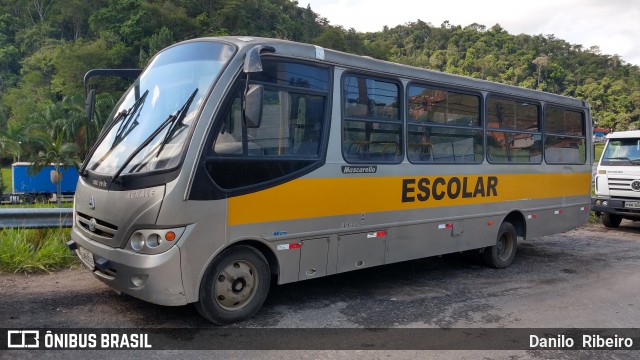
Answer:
0 208 73 229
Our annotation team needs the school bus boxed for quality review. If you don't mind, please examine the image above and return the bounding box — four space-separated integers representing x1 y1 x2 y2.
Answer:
67 37 593 324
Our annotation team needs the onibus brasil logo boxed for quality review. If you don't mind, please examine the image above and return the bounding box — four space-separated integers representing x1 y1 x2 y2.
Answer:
6 330 152 349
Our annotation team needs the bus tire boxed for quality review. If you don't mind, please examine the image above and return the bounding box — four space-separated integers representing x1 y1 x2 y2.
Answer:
601 213 622 228
483 222 517 269
195 245 271 325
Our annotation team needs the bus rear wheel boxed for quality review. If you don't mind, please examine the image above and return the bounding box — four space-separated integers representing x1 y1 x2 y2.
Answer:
483 222 517 269
195 245 271 325
601 213 622 228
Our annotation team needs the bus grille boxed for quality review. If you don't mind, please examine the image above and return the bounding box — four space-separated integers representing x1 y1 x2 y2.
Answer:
76 212 118 239
608 178 640 192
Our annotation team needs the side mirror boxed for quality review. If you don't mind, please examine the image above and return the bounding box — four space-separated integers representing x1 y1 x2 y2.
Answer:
83 68 142 122
86 89 96 121
243 84 263 128
243 45 275 73
241 45 273 128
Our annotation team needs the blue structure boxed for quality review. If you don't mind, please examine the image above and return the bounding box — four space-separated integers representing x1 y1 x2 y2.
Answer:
11 162 79 194
593 127 610 137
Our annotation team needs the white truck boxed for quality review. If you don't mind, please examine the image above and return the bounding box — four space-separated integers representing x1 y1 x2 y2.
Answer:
592 130 640 227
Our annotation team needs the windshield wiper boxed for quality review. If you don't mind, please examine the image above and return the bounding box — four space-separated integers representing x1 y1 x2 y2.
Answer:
110 88 198 183
604 156 640 165
79 90 149 176
605 156 632 162
155 88 198 157
111 90 149 149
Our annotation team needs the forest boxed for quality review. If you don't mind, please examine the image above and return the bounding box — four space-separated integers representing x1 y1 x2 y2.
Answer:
1 0 639 180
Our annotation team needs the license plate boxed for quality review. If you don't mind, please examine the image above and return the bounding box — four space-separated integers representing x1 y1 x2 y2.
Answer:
624 201 640 209
76 246 95 270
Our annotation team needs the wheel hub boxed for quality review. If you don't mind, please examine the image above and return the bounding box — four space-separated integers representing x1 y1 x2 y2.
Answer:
232 278 246 292
213 260 258 310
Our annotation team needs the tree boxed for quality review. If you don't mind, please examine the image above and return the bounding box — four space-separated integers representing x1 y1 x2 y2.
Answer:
56 0 101 40
28 132 80 207
26 94 103 159
313 27 347 51
27 101 66 141
0 127 19 159
1 122 26 162
0 127 21 194
25 0 56 24
532 55 549 89
139 26 174 66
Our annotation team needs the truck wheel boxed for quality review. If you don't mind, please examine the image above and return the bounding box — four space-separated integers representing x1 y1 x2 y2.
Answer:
195 245 271 325
483 222 517 269
601 213 622 228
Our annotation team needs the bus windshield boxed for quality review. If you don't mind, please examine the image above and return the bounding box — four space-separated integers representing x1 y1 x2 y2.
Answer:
602 138 640 165
84 41 235 177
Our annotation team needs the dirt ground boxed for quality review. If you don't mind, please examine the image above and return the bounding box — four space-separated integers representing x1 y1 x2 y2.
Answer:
1 221 640 358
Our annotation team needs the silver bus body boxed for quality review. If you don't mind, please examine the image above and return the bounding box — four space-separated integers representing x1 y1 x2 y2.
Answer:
69 37 593 323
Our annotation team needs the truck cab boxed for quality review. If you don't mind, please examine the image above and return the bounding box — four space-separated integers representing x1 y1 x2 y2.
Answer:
592 130 640 227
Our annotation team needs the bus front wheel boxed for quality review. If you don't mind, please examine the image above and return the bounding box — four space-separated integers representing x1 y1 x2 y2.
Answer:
195 245 271 325
483 222 517 269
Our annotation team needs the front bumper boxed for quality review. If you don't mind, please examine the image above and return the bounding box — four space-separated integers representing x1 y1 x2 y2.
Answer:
68 227 187 306
591 196 640 218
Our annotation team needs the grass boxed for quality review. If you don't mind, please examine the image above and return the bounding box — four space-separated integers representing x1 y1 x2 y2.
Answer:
0 227 78 273
1 167 11 194
588 211 601 224
0 168 77 273
594 143 605 162
1 201 73 209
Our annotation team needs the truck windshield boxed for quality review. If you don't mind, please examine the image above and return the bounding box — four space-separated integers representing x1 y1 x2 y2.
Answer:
84 41 235 176
602 138 640 165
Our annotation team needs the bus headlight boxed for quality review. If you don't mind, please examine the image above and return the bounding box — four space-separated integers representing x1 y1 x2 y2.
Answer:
126 227 186 254
130 232 145 251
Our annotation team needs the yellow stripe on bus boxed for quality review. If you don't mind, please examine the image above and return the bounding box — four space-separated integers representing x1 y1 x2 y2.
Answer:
227 173 591 226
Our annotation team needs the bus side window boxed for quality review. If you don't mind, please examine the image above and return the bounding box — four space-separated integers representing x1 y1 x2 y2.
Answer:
206 60 330 190
486 97 542 164
407 84 483 164
342 75 403 163
544 106 586 164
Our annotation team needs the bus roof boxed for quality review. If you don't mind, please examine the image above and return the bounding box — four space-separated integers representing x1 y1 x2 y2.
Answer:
204 36 588 109
606 130 640 139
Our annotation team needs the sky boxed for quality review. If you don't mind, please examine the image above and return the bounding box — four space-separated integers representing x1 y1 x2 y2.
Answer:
304 0 640 66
